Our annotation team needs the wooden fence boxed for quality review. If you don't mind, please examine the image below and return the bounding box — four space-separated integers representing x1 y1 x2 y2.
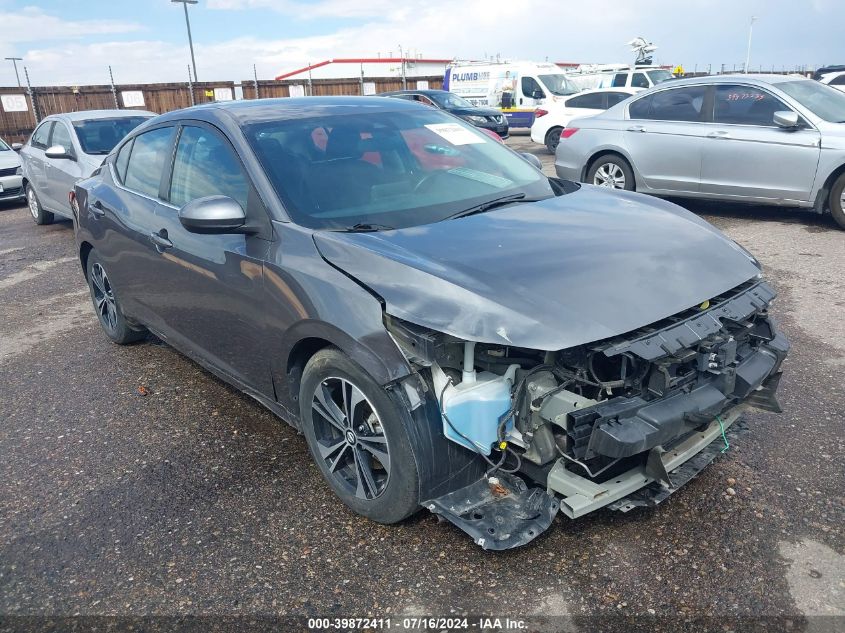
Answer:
0 75 444 144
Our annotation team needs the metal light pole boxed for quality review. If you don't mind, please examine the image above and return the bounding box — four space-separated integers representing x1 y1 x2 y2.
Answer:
172 0 199 82
744 16 757 73
5 57 23 87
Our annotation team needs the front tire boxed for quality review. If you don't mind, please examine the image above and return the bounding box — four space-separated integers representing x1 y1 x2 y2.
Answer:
544 127 562 154
586 155 635 191
829 171 845 230
27 184 53 225
86 250 147 345
300 347 420 524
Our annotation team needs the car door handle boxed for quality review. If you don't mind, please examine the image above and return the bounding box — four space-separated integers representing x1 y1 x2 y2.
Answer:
627 125 646 133
707 131 731 139
149 231 173 250
90 200 106 218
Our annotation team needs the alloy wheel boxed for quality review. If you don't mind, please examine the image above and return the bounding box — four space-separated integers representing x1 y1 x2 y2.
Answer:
593 163 626 189
27 188 38 220
311 377 391 500
90 262 118 333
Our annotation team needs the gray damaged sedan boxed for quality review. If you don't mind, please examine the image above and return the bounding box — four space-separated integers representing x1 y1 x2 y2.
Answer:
19 109 155 225
72 97 789 549
554 74 845 229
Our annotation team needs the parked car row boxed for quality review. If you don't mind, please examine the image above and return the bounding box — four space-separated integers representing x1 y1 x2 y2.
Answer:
550 74 845 229
14 110 156 224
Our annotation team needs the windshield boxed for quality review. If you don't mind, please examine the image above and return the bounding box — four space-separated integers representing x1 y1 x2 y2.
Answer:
245 109 553 230
430 92 473 109
0 139 9 151
777 80 845 123
72 116 151 155
538 74 579 96
647 69 674 85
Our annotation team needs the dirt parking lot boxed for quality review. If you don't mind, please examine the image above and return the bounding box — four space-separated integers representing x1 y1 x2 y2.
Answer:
0 133 843 632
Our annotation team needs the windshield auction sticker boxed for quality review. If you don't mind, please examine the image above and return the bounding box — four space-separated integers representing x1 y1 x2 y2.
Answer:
424 123 486 145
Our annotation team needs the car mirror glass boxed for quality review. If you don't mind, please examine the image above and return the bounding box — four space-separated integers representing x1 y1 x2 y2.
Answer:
178 195 248 234
11 143 22 151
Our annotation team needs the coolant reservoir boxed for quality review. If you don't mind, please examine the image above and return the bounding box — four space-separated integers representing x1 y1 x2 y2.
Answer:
440 370 516 455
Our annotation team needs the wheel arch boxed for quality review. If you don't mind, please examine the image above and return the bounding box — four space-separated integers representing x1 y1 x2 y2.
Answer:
813 162 845 214
583 148 636 184
274 320 411 419
79 241 94 281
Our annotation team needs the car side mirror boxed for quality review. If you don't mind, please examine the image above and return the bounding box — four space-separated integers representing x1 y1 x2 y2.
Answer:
45 144 72 160
531 90 545 100
773 111 799 129
521 152 543 170
11 143 22 151
178 195 248 234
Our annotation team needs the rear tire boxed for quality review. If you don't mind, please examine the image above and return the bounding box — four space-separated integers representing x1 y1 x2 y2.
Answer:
586 155 636 191
27 184 53 225
299 347 420 524
829 172 845 230
85 250 147 345
544 127 563 154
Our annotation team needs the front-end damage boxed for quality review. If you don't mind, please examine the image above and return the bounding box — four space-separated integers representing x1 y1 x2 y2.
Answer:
387 280 789 549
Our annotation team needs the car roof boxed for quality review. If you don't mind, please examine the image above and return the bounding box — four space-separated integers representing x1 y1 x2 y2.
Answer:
154 96 427 126
379 89 450 97
46 109 157 122
568 87 640 96
655 73 808 88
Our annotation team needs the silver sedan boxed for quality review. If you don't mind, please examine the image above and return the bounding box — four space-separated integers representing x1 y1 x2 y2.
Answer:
554 74 845 229
18 110 155 225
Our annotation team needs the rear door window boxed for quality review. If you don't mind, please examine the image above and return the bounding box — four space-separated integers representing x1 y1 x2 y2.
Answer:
566 92 605 109
630 86 706 122
607 92 631 107
713 85 792 126
31 122 53 149
123 127 175 199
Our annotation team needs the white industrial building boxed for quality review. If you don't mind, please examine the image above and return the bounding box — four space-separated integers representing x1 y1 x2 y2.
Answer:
274 57 452 81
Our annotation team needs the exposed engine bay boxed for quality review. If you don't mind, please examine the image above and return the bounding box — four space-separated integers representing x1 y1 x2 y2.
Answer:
387 279 789 549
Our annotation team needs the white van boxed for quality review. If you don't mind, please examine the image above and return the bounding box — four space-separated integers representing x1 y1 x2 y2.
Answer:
443 61 580 128
565 64 675 91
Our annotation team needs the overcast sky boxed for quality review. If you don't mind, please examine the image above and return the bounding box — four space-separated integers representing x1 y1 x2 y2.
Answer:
0 0 841 87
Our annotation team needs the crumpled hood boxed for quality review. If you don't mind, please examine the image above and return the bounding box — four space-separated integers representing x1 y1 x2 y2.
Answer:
313 186 762 350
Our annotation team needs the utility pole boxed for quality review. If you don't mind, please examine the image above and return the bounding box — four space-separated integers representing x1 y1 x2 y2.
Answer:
5 57 23 87
172 0 199 82
253 63 260 99
24 66 37 124
744 16 757 73
398 45 407 90
109 65 119 109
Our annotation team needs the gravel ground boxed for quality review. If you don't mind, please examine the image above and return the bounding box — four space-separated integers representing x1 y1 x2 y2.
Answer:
0 135 843 633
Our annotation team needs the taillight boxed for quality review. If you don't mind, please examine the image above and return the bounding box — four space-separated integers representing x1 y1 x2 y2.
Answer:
535 108 548 118
561 128 579 139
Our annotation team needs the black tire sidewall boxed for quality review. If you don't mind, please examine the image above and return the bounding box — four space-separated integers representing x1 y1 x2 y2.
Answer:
829 172 845 230
299 347 420 524
545 127 562 154
86 250 144 345
27 184 53 225
587 155 636 191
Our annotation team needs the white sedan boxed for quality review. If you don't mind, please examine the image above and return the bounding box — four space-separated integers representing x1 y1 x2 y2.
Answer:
530 88 641 153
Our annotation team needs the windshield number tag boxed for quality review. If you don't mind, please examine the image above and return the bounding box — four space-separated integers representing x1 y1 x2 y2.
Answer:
425 123 486 146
